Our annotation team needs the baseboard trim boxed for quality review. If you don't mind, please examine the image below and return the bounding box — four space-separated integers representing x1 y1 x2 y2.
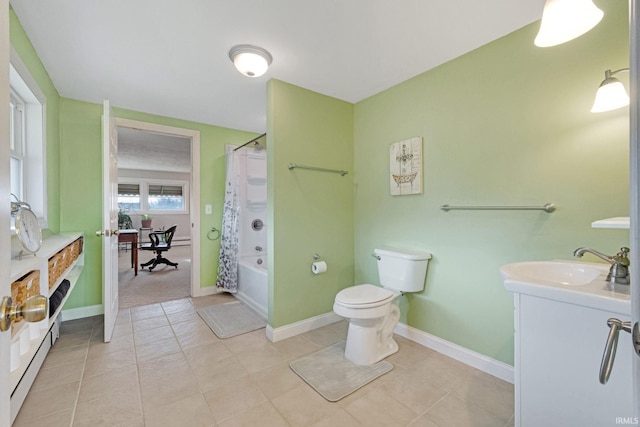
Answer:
61 304 103 321
266 311 343 342
394 322 514 384
192 285 221 298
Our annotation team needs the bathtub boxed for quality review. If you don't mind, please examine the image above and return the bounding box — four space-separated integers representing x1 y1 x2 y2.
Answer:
236 254 268 319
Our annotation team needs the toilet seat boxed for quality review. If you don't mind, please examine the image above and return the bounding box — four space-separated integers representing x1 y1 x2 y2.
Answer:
335 284 397 309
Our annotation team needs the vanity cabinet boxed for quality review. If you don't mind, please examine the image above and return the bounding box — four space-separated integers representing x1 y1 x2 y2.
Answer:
512 292 633 426
9 232 84 424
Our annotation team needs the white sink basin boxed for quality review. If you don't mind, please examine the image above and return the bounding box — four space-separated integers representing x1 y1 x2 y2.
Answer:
500 261 605 286
501 260 630 314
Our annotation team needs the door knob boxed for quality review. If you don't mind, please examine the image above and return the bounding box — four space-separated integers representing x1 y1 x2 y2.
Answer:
0 295 47 332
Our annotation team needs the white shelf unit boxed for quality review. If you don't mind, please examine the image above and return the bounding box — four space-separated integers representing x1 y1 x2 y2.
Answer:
591 216 630 229
8 232 84 424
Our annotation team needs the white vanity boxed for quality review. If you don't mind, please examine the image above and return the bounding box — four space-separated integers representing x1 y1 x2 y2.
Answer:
501 260 634 426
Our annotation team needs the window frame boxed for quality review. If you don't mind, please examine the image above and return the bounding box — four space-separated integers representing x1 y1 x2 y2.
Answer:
117 177 189 215
9 47 47 230
9 89 25 201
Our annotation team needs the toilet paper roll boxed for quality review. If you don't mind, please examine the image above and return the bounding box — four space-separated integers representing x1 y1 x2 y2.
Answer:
311 261 327 275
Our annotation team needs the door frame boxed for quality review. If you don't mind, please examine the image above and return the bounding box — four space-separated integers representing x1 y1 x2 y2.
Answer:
114 118 201 297
629 0 640 417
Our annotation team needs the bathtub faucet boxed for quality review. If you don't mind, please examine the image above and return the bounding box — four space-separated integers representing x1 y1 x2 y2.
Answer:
255 246 263 252
573 246 630 285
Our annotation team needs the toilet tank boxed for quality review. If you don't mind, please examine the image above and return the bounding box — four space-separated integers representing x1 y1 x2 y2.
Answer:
374 247 431 293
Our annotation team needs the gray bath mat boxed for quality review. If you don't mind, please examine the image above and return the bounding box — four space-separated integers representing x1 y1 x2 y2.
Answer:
289 341 393 402
197 301 265 339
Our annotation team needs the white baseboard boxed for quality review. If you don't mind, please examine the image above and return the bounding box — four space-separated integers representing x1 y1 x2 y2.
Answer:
61 304 103 321
394 322 514 384
192 285 221 298
266 311 343 342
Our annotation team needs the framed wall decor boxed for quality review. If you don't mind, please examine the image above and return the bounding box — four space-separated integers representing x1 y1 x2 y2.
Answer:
389 136 423 196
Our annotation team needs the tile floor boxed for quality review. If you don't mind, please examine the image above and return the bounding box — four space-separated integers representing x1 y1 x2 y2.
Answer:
13 295 515 426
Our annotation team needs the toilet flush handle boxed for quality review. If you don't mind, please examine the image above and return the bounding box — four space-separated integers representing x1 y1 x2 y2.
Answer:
371 253 381 261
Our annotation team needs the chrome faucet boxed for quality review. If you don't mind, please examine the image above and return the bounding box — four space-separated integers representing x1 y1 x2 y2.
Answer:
255 246 263 252
573 246 630 285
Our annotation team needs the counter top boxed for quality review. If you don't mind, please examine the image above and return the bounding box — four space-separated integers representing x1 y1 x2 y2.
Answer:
501 260 631 315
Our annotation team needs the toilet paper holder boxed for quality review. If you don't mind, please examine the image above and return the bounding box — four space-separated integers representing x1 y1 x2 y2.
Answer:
313 253 321 260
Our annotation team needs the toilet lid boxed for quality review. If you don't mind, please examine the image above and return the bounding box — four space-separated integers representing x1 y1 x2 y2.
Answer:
336 284 396 305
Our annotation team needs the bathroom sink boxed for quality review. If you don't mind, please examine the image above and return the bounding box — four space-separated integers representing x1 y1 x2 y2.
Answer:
500 261 605 286
501 260 629 316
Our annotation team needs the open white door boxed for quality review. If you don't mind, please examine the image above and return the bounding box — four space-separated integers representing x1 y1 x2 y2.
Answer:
630 0 640 418
0 0 12 424
100 100 119 342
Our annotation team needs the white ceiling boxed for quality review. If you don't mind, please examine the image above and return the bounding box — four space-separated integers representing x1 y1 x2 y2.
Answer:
118 128 191 173
10 0 545 133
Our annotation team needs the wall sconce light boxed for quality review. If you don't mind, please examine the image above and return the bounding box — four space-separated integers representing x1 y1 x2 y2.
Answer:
591 68 630 113
534 0 604 47
228 44 272 78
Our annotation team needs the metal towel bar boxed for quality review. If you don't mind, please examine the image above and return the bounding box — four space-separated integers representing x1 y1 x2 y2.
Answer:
288 163 349 176
440 203 556 213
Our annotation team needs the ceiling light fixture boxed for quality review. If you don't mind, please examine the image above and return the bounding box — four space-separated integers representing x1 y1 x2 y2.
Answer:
228 44 272 78
591 68 630 113
534 0 604 47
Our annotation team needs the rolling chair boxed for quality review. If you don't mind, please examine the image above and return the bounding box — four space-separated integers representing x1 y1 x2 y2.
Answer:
140 225 179 271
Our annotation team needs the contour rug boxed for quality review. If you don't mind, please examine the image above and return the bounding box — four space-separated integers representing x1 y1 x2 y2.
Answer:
289 341 393 402
197 300 266 339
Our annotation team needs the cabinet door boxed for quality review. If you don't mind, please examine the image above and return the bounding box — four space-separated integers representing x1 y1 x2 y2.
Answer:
519 296 633 426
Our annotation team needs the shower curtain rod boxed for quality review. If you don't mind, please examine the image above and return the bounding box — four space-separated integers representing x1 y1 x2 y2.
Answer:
233 133 267 151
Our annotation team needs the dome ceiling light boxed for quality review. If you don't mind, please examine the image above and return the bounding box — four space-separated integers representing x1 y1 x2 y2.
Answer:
228 44 272 78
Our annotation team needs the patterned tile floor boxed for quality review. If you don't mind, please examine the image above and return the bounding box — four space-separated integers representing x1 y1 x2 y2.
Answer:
13 294 515 426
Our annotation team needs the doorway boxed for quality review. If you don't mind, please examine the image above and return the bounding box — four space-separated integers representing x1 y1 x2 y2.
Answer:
114 118 201 306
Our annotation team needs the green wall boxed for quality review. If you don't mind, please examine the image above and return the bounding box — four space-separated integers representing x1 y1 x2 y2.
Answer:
58 99 256 309
267 80 354 327
9 8 60 233
353 0 629 365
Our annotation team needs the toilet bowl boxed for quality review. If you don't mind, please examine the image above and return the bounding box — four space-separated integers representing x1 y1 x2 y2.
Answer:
333 247 431 366
333 284 401 365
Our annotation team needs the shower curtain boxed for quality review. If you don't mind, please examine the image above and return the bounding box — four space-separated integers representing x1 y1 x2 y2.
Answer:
216 148 240 293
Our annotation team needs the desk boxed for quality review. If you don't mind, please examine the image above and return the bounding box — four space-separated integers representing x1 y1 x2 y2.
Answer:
118 229 138 276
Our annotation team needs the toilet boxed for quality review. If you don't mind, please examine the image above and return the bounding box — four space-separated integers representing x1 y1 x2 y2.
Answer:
333 247 431 365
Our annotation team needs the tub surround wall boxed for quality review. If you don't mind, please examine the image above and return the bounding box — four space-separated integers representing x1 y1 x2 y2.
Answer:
353 0 629 366
268 79 354 328
235 148 268 317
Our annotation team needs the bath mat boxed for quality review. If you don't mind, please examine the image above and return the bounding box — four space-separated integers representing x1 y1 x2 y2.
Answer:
289 341 393 402
197 301 265 339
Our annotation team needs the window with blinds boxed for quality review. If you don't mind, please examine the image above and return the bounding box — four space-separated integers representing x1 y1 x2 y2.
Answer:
117 180 188 213
117 183 141 211
148 184 184 210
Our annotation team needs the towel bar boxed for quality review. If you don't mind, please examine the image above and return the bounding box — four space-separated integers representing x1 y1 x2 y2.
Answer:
440 203 556 213
288 163 348 176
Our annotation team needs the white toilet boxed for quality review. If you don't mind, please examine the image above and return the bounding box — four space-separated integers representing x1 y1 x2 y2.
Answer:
333 247 431 365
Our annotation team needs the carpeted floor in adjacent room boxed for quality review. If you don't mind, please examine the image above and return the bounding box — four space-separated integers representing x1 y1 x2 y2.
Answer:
118 244 192 308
